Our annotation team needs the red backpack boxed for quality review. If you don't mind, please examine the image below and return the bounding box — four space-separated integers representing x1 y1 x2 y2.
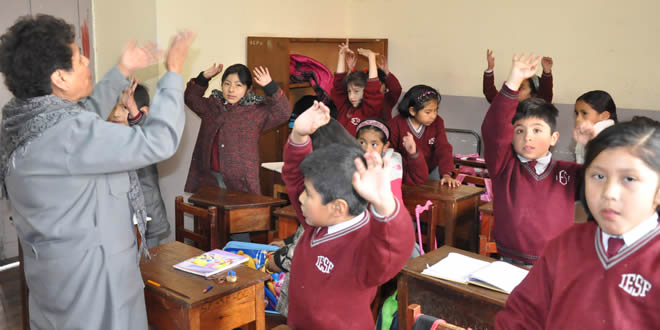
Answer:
289 54 333 97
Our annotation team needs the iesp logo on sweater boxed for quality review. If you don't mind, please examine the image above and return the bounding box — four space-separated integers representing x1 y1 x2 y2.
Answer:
619 273 652 297
556 170 570 186
316 256 335 274
428 137 435 145
351 117 361 125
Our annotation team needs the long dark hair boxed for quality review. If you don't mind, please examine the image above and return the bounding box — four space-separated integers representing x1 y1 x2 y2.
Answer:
576 90 618 123
397 85 441 118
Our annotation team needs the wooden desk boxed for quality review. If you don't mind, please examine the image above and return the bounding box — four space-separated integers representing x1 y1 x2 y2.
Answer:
397 246 507 330
454 157 487 169
188 186 287 247
272 204 299 239
403 182 484 252
140 241 270 330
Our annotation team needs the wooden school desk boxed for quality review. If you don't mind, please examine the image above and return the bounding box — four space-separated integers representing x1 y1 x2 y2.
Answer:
140 241 270 330
403 182 484 252
188 186 287 246
397 246 508 330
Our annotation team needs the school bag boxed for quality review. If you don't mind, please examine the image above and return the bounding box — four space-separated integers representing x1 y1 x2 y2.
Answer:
289 54 333 104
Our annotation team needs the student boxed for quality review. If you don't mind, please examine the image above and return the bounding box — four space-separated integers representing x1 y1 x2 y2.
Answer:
483 49 554 104
109 82 170 248
356 118 427 188
496 120 660 328
573 90 617 164
282 101 414 329
388 85 459 187
331 39 384 136
481 53 583 266
184 63 291 195
346 52 402 121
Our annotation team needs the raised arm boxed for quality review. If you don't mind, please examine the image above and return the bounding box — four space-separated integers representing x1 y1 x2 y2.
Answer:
184 63 224 119
252 66 292 132
483 49 498 104
537 56 554 103
401 132 429 184
335 39 351 74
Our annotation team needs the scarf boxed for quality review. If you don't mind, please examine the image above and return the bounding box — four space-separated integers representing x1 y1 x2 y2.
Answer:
0 95 150 261
210 89 264 106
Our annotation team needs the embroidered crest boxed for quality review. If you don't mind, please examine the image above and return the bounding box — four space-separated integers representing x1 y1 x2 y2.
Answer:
428 137 435 145
351 117 361 125
315 256 334 274
619 273 652 297
556 169 569 186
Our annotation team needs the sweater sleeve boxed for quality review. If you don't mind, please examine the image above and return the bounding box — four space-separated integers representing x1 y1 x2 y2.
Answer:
330 72 348 110
80 67 130 119
184 72 221 120
537 72 554 104
481 84 519 178
360 78 385 118
282 137 313 231
383 73 402 121
432 117 455 176
483 70 498 104
403 151 429 185
260 81 292 132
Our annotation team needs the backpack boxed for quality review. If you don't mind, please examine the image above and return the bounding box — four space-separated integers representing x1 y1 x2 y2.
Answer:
289 54 333 104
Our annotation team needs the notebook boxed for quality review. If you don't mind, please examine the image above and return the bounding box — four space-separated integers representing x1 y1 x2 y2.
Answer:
173 249 249 277
421 252 529 294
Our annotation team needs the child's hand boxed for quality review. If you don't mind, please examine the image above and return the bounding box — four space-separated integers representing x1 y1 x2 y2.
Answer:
505 53 541 91
573 120 596 145
402 132 417 155
266 256 282 273
119 78 141 118
486 49 495 71
165 30 195 74
377 55 390 74
440 174 461 188
269 239 285 248
345 51 357 72
338 38 352 56
357 48 378 59
203 63 223 79
253 66 272 87
541 57 553 74
118 40 163 77
353 152 396 216
291 101 331 144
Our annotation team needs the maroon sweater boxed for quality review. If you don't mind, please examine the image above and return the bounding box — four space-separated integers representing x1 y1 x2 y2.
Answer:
481 84 582 264
483 71 553 104
496 221 660 329
382 73 402 121
388 115 453 184
282 138 414 330
331 72 384 137
183 75 291 194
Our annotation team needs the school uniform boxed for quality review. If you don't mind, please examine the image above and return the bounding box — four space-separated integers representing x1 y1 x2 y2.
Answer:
4 68 185 329
483 70 553 104
481 84 582 264
184 74 291 194
331 72 384 137
388 115 452 184
382 73 402 121
496 214 660 329
282 138 414 330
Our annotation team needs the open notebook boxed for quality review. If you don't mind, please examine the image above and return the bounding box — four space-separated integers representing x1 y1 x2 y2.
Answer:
421 252 529 294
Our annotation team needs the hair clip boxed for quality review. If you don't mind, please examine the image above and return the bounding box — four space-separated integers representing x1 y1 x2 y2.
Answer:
363 69 368 74
417 90 437 102
357 120 390 140
351 68 356 72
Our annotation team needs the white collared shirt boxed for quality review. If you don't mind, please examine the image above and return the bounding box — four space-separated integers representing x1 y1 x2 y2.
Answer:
517 151 553 175
601 213 659 251
327 211 366 235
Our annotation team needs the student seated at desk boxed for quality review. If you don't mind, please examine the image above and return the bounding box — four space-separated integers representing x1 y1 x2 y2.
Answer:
282 101 414 329
481 54 585 266
496 120 660 328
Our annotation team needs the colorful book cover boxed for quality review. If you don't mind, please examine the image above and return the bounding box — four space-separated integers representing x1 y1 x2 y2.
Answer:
173 249 249 277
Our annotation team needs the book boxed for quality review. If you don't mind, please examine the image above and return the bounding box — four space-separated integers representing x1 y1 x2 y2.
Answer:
421 252 529 294
173 249 249 278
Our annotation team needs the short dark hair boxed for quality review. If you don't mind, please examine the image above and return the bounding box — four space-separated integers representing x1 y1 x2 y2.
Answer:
356 117 389 144
311 118 361 150
343 71 367 89
134 84 150 109
397 85 441 118
581 120 660 219
0 14 75 99
576 90 618 123
221 64 252 89
300 143 367 216
512 97 559 132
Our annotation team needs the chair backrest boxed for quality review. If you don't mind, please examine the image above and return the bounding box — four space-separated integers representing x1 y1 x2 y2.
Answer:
175 196 219 251
407 304 468 330
446 128 482 156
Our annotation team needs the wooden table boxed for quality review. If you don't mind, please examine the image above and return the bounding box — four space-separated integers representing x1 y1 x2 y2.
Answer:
188 186 287 247
454 157 487 169
397 246 508 330
140 241 270 330
403 182 484 252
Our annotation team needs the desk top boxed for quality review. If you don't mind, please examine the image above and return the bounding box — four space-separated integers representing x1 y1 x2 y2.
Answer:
189 185 287 210
454 157 487 169
403 181 485 202
401 245 508 307
140 241 270 308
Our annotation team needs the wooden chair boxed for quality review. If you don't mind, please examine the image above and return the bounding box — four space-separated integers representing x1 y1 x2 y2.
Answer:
407 304 467 330
272 183 289 201
478 202 497 256
174 196 219 251
403 198 439 253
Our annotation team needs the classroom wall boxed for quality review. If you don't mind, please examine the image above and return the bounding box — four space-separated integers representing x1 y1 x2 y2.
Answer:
88 0 660 245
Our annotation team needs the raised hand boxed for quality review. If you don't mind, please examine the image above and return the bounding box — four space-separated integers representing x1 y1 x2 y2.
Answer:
291 101 331 144
118 41 163 77
345 51 357 72
119 78 140 118
402 132 417 155
541 56 553 74
486 49 495 71
166 30 196 74
573 120 596 145
505 53 541 91
357 48 378 59
203 63 224 79
353 152 396 216
252 66 272 87
338 38 351 55
377 55 390 74
440 174 461 188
